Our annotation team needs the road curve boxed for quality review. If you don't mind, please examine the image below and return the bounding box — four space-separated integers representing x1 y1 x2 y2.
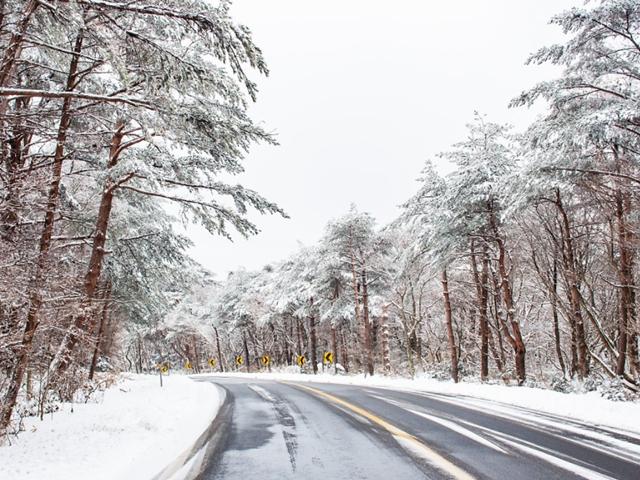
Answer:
190 377 640 480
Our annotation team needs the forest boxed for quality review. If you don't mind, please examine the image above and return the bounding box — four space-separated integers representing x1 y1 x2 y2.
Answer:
2 0 640 438
152 0 640 397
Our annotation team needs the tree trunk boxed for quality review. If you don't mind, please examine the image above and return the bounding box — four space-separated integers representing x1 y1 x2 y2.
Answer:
309 298 318 374
487 326 504 373
347 237 364 373
629 334 640 380
614 188 637 377
381 307 391 374
489 266 507 368
284 318 292 365
340 324 349 372
247 329 260 370
551 256 567 377
243 330 251 373
470 240 489 380
0 0 39 87
214 327 225 372
269 322 280 365
555 189 589 379
296 317 303 357
489 205 526 384
441 268 459 383
331 325 338 373
137 334 143 374
192 335 200 373
89 283 111 381
361 270 374 376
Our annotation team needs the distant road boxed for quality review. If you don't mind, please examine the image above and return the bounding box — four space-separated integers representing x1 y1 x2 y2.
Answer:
192 377 640 480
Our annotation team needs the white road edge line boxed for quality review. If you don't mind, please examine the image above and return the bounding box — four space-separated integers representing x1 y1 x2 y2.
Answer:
407 408 510 455
485 431 618 480
415 391 640 463
370 394 509 455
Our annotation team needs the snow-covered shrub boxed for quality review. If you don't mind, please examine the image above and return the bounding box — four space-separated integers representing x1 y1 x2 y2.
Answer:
550 376 572 393
599 377 639 402
580 377 601 393
424 365 455 381
523 377 544 389
75 374 119 404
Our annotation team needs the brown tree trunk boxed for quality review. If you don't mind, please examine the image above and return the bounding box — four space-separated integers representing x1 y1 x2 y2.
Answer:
441 268 459 383
89 283 111 381
487 326 504 373
340 324 349 372
0 30 84 433
347 237 363 372
381 307 391 375
247 329 260 370
489 266 507 368
629 334 640 379
614 189 637 377
268 322 279 365
296 317 303 357
284 318 292 365
192 335 200 373
309 298 318 374
489 206 526 384
0 0 39 87
331 325 338 373
470 240 489 380
551 257 567 377
243 330 251 373
137 334 144 373
361 269 374 376
555 189 589 379
214 327 225 372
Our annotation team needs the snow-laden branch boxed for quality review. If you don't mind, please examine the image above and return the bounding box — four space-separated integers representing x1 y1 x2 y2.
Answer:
0 88 154 109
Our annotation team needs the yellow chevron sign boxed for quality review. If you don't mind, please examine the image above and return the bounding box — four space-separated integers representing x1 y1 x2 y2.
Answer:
323 351 334 364
208 358 216 368
296 354 306 367
235 355 244 366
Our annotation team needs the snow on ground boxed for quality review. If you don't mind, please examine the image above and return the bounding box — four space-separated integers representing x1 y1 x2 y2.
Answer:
0 374 221 480
197 369 640 436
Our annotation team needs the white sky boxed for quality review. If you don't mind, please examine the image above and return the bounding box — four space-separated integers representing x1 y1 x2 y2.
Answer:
187 0 578 277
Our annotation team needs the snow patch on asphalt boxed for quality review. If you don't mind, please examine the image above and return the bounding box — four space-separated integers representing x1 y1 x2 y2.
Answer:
0 374 221 480
248 384 277 402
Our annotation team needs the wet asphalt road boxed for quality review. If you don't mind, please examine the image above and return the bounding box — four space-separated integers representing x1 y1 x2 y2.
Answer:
191 377 640 480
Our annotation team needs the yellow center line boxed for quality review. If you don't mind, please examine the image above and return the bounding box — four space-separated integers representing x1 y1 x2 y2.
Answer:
284 382 477 480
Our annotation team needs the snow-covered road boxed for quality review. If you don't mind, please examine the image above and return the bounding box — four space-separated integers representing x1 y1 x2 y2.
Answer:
192 376 640 480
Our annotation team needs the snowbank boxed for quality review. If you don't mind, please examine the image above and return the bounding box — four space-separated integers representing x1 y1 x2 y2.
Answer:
198 370 640 435
0 374 221 480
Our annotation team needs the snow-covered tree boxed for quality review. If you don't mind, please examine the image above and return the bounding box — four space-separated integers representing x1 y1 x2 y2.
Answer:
0 0 284 433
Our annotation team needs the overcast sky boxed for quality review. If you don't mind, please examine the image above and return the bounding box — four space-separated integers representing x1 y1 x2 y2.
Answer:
187 0 578 277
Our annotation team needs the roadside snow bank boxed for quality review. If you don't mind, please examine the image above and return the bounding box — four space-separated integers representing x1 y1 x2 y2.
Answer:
200 370 640 435
0 374 220 480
